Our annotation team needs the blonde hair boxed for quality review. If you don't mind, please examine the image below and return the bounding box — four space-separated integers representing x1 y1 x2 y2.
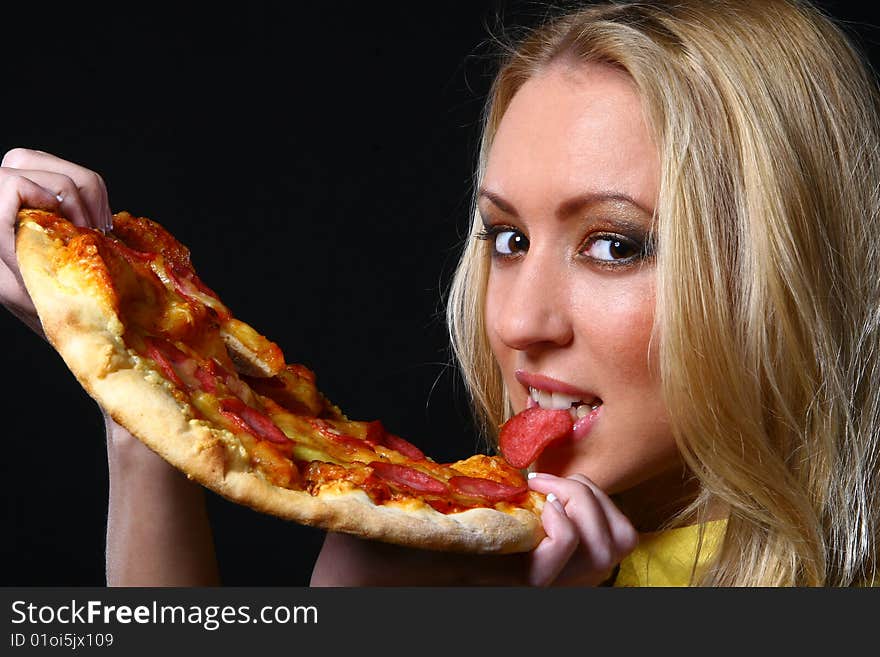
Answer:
446 0 880 586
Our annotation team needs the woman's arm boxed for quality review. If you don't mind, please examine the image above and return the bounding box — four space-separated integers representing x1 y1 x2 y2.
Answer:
105 415 220 586
311 530 529 586
1 148 221 586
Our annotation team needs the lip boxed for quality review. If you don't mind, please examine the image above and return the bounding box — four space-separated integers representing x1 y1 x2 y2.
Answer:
514 369 599 401
572 407 600 441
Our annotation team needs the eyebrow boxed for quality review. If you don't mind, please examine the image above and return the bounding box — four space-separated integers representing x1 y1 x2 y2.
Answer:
477 188 654 219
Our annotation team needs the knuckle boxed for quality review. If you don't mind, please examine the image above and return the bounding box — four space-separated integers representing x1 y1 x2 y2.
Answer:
620 526 639 552
564 489 594 516
56 174 77 193
2 174 32 192
567 473 593 487
590 541 614 569
1 147 33 168
556 528 579 552
544 521 577 551
87 170 106 192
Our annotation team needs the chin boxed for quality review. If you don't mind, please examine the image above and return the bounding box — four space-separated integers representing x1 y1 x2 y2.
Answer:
533 445 594 480
532 447 636 495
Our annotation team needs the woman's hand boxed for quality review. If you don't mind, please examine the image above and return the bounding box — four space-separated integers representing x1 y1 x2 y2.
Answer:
311 473 638 587
526 472 639 586
0 147 113 337
0 148 217 585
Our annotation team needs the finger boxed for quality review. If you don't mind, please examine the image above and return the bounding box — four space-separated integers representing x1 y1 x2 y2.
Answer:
527 494 579 586
0 260 43 337
0 175 64 274
528 472 616 567
2 148 104 192
0 169 92 228
0 173 88 275
2 148 111 229
567 474 639 552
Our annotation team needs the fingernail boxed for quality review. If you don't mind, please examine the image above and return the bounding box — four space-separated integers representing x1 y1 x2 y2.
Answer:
546 492 565 513
527 471 547 480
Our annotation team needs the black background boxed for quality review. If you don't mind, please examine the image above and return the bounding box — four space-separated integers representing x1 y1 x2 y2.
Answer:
2 1 879 587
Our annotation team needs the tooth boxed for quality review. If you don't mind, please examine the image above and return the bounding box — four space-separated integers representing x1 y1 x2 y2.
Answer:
549 392 580 409
576 405 590 419
536 389 553 409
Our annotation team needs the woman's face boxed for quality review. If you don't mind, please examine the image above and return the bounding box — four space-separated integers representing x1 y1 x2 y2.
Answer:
482 62 683 517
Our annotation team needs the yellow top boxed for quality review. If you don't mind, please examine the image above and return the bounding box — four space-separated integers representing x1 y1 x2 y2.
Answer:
612 519 727 587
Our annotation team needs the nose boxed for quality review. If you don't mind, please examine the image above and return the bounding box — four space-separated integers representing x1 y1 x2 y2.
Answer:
491 248 574 352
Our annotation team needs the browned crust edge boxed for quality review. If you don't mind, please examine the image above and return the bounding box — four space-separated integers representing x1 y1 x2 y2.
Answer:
15 211 545 554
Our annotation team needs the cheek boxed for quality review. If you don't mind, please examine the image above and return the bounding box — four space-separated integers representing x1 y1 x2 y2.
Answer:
571 274 658 386
484 270 511 359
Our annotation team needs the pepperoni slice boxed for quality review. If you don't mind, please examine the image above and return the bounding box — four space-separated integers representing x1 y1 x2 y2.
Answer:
368 462 448 495
326 432 370 451
194 365 219 393
363 420 386 446
363 421 426 461
165 262 231 320
383 434 426 461
143 336 187 389
448 476 528 503
191 358 249 398
219 397 289 445
144 336 188 362
498 407 573 469
310 419 372 451
111 241 155 265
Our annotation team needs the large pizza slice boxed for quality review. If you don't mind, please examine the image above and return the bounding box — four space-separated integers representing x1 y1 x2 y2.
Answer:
15 208 545 553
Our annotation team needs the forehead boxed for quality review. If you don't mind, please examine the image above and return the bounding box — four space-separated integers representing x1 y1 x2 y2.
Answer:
483 62 659 213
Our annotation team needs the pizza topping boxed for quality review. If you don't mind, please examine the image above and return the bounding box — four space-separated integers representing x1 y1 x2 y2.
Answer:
222 369 258 405
305 462 391 503
382 434 426 461
310 419 372 452
143 336 189 389
110 213 228 313
242 364 324 416
249 440 299 488
23 209 547 530
219 397 290 445
363 421 426 461
194 363 220 394
368 462 449 495
498 407 574 469
449 476 528 503
220 317 284 377
111 240 155 265
162 259 232 321
450 453 528 486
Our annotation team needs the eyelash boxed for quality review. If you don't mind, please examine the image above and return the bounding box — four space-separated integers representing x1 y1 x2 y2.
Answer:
475 224 655 269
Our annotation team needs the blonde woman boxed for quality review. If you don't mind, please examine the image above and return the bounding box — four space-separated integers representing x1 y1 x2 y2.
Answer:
1 0 878 586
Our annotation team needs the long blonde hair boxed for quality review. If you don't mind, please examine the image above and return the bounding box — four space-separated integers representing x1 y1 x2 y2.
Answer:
447 0 880 586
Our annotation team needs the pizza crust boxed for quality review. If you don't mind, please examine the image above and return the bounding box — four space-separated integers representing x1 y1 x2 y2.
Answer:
16 211 545 554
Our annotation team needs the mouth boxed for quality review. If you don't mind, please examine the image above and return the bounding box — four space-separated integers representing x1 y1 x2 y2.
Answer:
527 387 603 421
516 369 603 422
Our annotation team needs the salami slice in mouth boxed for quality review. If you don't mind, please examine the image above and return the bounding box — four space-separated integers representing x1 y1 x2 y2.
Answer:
498 407 574 469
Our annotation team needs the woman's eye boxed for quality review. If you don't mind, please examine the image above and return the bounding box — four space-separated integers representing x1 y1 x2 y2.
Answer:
477 226 529 256
583 235 641 262
494 229 528 255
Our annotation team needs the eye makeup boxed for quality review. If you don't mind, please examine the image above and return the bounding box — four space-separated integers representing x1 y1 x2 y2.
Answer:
475 218 655 269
